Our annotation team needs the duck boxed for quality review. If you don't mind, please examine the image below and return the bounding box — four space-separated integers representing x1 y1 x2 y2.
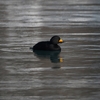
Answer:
32 35 63 51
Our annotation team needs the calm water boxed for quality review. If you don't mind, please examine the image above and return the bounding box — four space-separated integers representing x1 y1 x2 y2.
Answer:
0 0 100 100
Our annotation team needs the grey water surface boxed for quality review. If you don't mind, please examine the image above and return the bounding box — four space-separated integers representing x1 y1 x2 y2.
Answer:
0 0 100 100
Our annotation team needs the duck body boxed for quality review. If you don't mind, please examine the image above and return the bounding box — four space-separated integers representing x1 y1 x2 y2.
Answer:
33 41 61 51
32 36 63 51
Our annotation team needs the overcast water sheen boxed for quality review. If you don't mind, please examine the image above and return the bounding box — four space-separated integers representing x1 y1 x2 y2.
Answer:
0 0 100 100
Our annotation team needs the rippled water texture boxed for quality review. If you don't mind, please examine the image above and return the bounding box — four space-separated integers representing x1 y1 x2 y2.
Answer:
0 0 100 100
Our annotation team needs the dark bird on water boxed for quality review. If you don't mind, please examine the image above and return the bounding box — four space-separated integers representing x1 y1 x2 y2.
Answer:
32 35 63 51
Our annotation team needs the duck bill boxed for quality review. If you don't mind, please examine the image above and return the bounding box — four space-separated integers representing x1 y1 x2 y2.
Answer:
59 39 63 43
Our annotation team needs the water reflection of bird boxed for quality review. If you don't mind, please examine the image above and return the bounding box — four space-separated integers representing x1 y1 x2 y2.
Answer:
32 35 63 51
32 50 63 63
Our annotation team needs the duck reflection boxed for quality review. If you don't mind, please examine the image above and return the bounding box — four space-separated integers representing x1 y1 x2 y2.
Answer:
32 49 63 64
